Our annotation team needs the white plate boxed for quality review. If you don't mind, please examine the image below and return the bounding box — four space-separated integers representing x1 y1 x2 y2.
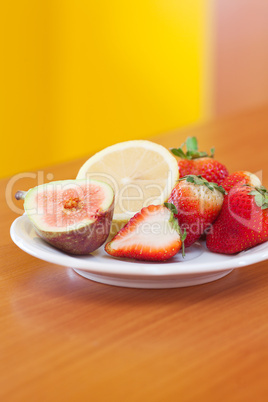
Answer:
10 215 268 288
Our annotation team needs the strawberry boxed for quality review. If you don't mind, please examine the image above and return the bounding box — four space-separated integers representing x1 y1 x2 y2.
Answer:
168 175 226 247
171 137 229 185
105 204 186 261
206 184 268 254
221 171 261 192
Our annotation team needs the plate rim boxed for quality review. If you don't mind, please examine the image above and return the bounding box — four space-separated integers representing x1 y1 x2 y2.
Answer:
10 215 268 277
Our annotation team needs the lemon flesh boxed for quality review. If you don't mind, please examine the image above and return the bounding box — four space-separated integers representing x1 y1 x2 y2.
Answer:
76 140 179 234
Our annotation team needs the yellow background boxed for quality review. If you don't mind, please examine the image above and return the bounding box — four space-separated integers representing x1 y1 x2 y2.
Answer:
1 1 208 178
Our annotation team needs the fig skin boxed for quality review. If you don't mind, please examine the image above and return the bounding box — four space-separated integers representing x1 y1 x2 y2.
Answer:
33 201 114 255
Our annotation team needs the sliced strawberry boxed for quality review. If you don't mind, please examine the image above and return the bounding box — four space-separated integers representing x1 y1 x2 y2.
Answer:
206 184 268 254
168 175 226 247
221 171 261 192
171 137 228 185
105 204 186 261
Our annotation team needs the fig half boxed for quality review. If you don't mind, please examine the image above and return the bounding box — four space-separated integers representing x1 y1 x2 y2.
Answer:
16 179 114 254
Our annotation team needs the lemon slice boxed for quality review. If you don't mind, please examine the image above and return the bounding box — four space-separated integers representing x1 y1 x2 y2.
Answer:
76 140 179 234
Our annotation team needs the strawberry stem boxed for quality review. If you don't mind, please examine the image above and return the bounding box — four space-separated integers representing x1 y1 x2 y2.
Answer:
179 228 187 258
164 202 187 257
186 136 198 152
170 136 215 160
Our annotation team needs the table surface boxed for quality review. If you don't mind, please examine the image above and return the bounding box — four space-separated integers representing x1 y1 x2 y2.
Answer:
1 105 268 402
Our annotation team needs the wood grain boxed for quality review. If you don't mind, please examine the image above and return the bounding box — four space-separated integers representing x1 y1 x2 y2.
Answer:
1 105 268 402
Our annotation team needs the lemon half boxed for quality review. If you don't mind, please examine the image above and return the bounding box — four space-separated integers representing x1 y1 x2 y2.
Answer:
76 140 179 234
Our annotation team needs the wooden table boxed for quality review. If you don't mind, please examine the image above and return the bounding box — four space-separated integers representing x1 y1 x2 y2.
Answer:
1 105 268 401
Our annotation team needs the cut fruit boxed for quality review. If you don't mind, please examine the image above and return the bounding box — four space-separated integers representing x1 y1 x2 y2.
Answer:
76 140 179 234
105 204 183 262
18 179 114 255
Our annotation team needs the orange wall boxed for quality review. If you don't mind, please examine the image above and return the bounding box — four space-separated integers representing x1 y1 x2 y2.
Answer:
213 0 268 116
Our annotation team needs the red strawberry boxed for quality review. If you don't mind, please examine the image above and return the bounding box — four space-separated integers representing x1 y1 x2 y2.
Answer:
221 171 261 192
105 204 186 261
171 137 228 185
206 184 268 254
168 175 226 247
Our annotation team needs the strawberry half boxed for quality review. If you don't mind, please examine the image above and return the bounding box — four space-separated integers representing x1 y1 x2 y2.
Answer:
206 184 268 254
105 204 186 262
168 175 226 247
221 171 261 192
171 137 228 185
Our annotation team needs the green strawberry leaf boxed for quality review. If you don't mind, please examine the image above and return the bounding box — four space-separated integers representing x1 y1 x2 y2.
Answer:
204 182 215 191
249 190 260 196
184 175 195 183
254 194 263 207
179 175 227 195
249 185 268 209
164 202 178 215
170 148 186 158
